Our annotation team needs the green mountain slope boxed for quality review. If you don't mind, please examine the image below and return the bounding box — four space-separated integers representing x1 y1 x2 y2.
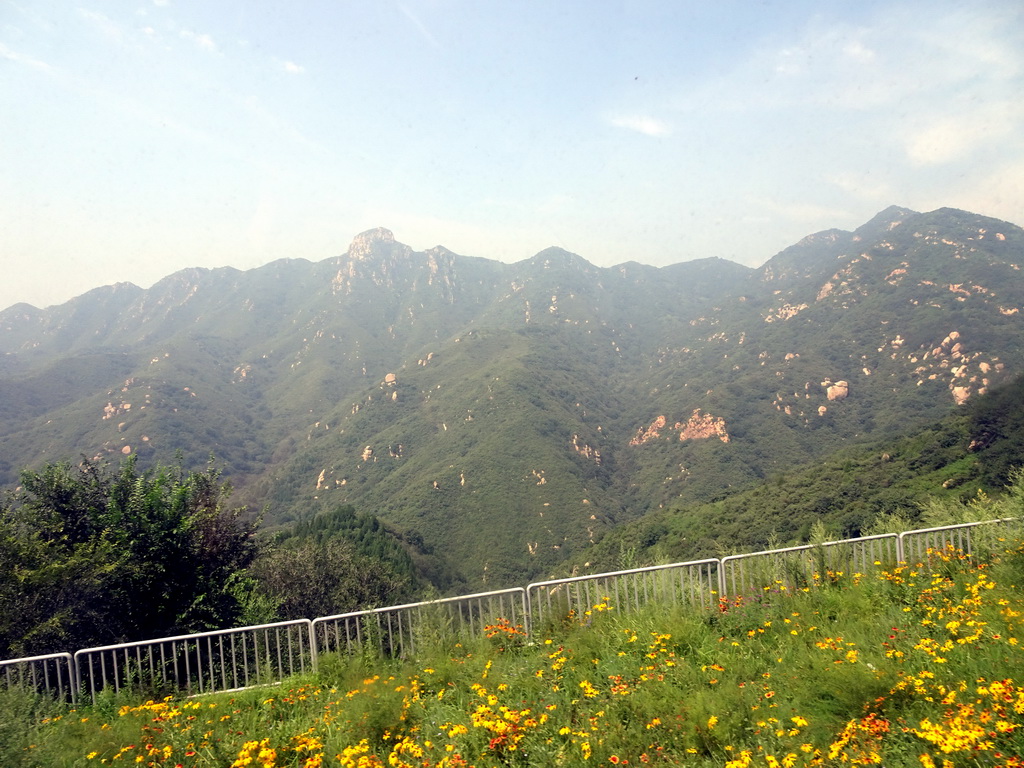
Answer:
573 371 1024 574
1 207 1022 588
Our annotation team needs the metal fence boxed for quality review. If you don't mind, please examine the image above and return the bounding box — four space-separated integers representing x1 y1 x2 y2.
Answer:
527 559 719 632
75 620 314 703
0 652 77 704
719 533 900 597
2 517 1017 704
898 518 1020 564
312 588 527 661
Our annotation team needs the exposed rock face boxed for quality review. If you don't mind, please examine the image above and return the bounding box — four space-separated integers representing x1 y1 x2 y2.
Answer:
675 409 730 442
631 411 730 444
331 227 416 294
103 402 132 420
826 381 849 401
952 386 971 405
765 303 808 322
572 434 602 464
630 415 667 445
349 227 396 259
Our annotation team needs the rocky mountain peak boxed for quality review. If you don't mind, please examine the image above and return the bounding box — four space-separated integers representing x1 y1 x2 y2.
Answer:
348 227 397 260
853 205 918 237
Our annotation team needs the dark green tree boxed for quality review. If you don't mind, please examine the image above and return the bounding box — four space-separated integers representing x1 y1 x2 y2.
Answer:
0 455 260 657
249 538 412 620
250 505 416 619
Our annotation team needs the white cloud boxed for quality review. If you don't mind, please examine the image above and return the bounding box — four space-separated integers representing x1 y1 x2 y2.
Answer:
904 100 1023 166
78 8 124 43
180 29 217 53
281 60 305 75
608 114 671 137
842 40 875 63
684 3 1022 118
0 41 51 71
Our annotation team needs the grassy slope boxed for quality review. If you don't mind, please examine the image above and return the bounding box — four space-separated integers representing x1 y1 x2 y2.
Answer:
7 525 1024 767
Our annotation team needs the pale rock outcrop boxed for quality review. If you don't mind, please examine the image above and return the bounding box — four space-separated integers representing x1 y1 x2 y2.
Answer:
630 415 667 445
675 409 730 443
572 434 602 464
765 303 808 322
952 386 971 405
825 381 849 401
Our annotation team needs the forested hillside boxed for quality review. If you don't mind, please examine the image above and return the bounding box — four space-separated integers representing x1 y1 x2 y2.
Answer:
575 372 1024 574
2 206 1023 587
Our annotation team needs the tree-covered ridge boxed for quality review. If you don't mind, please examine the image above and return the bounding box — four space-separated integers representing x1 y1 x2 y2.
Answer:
1 206 1023 587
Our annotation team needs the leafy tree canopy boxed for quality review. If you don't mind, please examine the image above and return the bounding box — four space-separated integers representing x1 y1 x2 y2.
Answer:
0 455 260 657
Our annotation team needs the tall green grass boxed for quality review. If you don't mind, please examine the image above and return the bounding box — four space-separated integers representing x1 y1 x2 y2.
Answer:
4 537 1024 767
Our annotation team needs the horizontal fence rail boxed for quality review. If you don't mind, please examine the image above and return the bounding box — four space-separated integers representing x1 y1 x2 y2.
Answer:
3 517 1017 704
898 518 1018 564
312 589 527 662
0 652 76 704
720 533 899 597
74 620 313 704
527 559 720 631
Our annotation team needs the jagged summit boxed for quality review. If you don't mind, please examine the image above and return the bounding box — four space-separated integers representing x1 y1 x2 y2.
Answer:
347 227 398 260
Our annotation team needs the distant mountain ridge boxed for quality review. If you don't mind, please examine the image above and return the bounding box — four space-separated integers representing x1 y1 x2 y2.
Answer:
2 206 1022 588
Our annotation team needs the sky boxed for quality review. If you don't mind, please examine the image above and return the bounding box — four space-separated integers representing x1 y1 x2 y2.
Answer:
2 0 1023 311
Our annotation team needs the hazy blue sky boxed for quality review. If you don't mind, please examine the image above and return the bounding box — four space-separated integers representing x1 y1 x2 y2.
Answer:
2 0 1022 310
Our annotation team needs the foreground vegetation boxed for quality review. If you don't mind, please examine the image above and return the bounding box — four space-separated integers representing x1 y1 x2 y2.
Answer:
0 457 415 659
4 528 1024 767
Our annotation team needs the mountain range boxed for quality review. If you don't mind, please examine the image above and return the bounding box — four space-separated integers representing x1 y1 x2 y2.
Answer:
2 205 1023 589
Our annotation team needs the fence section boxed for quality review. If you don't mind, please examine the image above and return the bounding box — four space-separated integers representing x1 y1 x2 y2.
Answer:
719 534 899 597
527 559 720 632
3 518 1018 704
0 652 77 704
74 620 313 703
312 589 527 661
899 519 1020 564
